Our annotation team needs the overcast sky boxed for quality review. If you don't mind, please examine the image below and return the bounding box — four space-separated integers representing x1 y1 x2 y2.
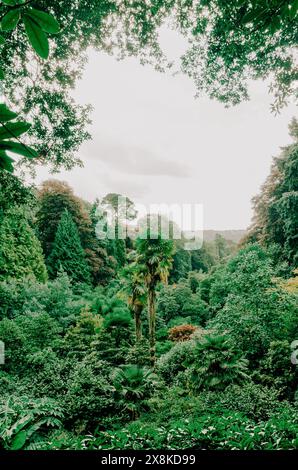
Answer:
33 28 297 230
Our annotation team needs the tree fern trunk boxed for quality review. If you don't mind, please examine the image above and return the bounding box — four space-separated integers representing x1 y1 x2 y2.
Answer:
134 305 142 342
148 287 156 368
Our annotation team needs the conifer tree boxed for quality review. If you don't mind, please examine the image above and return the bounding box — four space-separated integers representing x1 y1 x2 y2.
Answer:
36 180 93 258
47 210 91 285
37 180 114 285
0 211 47 283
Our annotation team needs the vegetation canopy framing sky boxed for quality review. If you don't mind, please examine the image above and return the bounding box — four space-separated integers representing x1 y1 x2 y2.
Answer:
31 27 297 230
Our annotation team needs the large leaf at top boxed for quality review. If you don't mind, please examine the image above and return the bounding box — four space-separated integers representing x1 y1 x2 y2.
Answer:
0 103 18 122
289 0 298 20
1 9 20 31
0 140 38 158
0 150 14 172
2 1 18 5
10 430 27 450
23 15 49 59
27 8 60 34
0 121 31 140
241 7 268 24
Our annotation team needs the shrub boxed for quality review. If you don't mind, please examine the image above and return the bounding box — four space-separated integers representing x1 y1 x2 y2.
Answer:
0 396 63 450
256 340 298 399
168 324 197 342
0 318 28 373
126 338 151 366
157 282 209 325
184 335 250 392
62 358 115 430
112 365 160 420
87 406 298 450
157 338 197 384
218 383 282 421
64 308 103 358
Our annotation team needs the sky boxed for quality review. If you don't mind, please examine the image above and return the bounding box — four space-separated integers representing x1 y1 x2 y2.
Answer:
33 28 297 231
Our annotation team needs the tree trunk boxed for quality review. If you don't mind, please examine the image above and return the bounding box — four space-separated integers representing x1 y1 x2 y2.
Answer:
134 305 143 343
148 287 156 368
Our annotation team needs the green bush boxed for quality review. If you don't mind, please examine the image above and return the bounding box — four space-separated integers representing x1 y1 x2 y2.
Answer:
157 338 196 384
157 282 209 325
62 358 115 430
0 396 63 450
217 383 282 421
256 340 298 399
88 407 298 450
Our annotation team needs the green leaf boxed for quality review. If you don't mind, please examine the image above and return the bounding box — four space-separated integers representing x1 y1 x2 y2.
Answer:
0 140 38 158
10 430 27 450
241 7 268 24
0 150 14 172
0 121 31 140
0 35 5 45
289 0 298 20
1 9 20 31
1 0 17 5
23 15 49 59
0 103 18 122
0 68 4 80
269 17 281 33
27 8 60 34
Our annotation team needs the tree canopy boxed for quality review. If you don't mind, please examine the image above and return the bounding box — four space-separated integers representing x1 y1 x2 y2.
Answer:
1 0 297 172
47 209 91 285
0 0 297 456
0 209 47 283
247 118 298 269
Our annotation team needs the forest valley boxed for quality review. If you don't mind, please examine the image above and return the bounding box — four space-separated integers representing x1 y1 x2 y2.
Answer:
0 118 297 450
0 0 297 453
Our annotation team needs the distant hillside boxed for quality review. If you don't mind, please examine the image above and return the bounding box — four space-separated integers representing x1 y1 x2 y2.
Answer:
203 230 247 243
127 224 247 244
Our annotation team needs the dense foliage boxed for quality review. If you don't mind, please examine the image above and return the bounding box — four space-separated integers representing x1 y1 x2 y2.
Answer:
0 1 297 172
0 164 297 450
0 0 297 452
246 118 298 269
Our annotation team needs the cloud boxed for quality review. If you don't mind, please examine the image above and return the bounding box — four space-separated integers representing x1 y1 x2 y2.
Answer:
98 171 150 199
82 139 190 178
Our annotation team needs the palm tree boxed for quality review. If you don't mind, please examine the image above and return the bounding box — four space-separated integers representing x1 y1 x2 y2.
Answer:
121 260 147 343
186 335 249 391
113 365 158 420
136 230 174 368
